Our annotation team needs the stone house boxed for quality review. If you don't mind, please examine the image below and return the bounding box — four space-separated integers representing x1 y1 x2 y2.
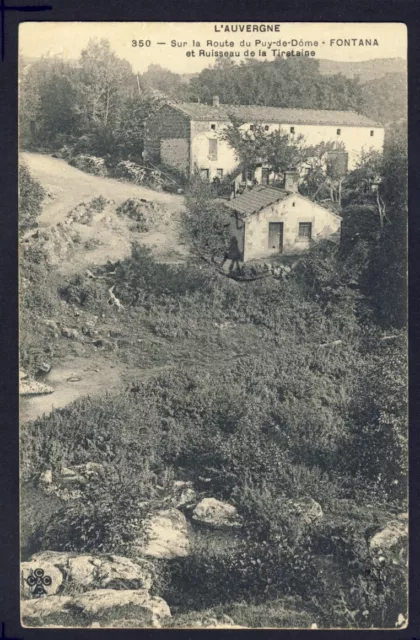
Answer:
223 173 342 262
144 97 384 182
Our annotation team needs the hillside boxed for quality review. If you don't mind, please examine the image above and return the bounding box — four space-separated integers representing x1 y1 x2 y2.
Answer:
360 72 407 125
318 57 406 82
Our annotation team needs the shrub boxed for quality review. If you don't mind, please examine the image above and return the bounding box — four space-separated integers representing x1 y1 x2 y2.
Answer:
68 154 107 176
19 162 45 236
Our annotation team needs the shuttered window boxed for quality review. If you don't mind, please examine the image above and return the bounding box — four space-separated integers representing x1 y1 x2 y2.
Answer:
299 223 312 239
208 139 218 161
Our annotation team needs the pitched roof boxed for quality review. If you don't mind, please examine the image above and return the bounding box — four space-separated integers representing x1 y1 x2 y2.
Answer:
223 185 289 217
223 186 342 219
172 103 382 128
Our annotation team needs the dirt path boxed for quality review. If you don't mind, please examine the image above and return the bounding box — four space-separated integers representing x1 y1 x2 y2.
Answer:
22 152 185 227
20 152 189 421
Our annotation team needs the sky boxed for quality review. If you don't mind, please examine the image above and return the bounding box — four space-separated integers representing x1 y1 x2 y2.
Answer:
19 22 407 74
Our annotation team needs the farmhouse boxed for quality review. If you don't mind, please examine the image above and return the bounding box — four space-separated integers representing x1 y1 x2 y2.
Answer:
144 97 384 181
223 173 342 262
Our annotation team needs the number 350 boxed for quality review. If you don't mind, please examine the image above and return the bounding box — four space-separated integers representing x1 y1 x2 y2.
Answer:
132 40 151 47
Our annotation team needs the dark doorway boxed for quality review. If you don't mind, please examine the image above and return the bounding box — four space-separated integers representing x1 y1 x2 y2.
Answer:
268 222 283 253
261 168 270 185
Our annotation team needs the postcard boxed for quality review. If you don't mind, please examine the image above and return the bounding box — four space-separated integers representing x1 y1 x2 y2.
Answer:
18 21 407 629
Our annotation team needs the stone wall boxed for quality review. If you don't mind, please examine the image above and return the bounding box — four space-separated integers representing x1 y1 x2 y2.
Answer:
144 105 191 168
160 139 189 174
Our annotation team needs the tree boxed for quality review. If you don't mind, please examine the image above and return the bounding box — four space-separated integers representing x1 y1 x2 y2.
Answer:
19 163 45 236
78 39 134 129
222 116 305 183
181 175 230 261
140 64 186 100
299 141 347 203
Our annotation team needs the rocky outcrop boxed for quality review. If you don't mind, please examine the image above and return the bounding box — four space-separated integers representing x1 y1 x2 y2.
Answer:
21 590 170 628
21 595 74 627
68 589 170 627
133 509 190 559
28 551 155 593
192 498 242 530
21 561 64 599
369 517 408 567
20 379 54 396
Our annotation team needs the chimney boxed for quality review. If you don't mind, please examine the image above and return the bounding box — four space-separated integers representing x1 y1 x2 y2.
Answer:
284 169 299 193
212 95 220 107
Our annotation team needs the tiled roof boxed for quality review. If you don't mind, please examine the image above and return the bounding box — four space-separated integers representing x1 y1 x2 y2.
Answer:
223 185 289 217
172 103 382 128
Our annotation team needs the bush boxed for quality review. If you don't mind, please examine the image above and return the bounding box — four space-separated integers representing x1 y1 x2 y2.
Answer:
68 154 107 176
19 162 45 236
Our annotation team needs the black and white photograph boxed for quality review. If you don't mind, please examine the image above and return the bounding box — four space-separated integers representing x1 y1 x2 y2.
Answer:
18 22 408 629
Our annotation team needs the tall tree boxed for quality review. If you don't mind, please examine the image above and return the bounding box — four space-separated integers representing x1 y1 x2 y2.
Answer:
78 39 134 129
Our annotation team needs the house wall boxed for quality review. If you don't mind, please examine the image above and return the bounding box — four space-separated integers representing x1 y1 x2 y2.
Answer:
190 121 238 180
191 120 384 177
144 105 191 171
160 139 189 173
242 195 341 261
268 123 384 170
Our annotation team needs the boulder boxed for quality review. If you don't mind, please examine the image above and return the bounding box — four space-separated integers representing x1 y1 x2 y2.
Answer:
133 509 190 559
20 379 54 396
68 589 171 626
21 561 64 599
21 596 74 627
280 497 323 525
61 327 80 340
369 519 408 567
30 551 155 592
192 498 242 530
39 470 53 485
97 555 155 591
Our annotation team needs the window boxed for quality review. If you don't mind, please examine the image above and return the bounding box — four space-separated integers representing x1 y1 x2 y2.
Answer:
211 123 216 130
208 138 218 161
200 169 209 182
299 222 312 239
265 125 269 131
290 126 295 134
216 168 223 178
336 128 341 135
370 130 374 137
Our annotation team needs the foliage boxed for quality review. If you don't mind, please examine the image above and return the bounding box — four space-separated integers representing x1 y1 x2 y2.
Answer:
188 58 363 112
19 162 45 236
221 116 305 177
68 154 107 176
181 176 231 260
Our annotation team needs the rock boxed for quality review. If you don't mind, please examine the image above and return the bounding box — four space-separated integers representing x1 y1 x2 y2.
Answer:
67 375 82 383
71 462 104 479
38 362 51 374
58 467 86 485
21 596 74 626
170 481 197 510
134 509 190 559
192 498 242 530
97 555 155 591
21 561 64 599
30 552 155 592
68 589 171 626
61 327 80 340
180 614 247 628
369 519 408 567
20 379 54 396
280 497 323 525
19 369 28 380
39 470 53 485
